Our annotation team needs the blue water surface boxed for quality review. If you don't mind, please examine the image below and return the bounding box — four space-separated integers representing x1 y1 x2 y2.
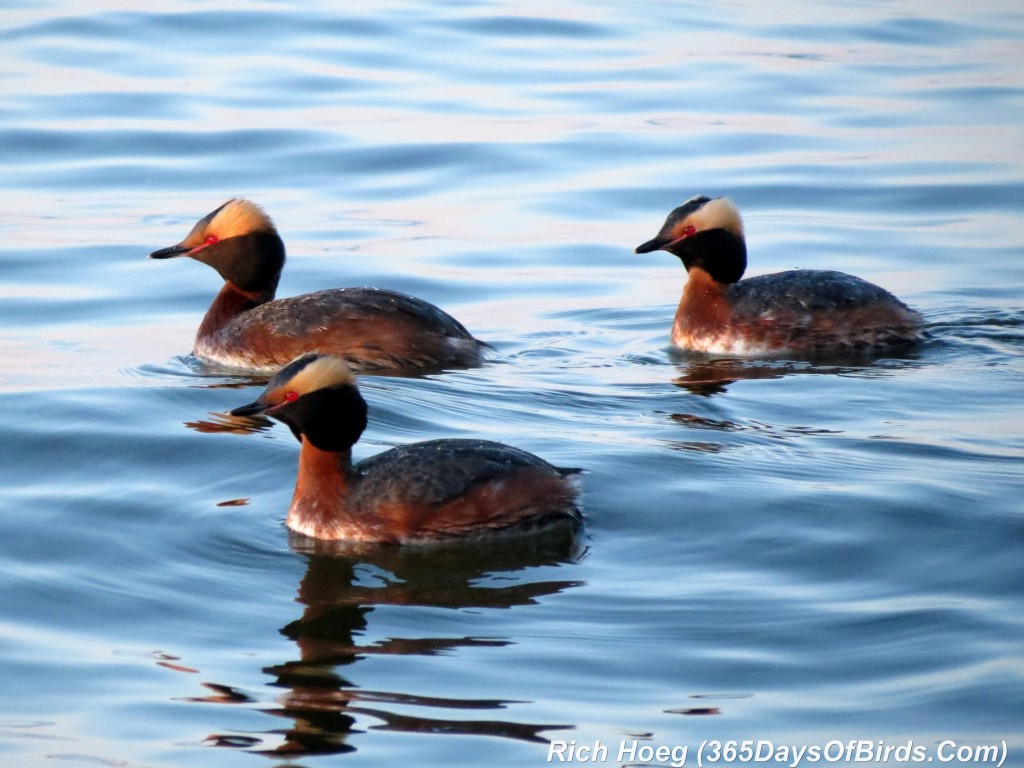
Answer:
1 1 1022 766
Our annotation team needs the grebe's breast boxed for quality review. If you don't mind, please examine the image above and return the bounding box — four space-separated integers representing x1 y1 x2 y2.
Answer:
346 439 582 542
723 269 925 352
197 287 485 374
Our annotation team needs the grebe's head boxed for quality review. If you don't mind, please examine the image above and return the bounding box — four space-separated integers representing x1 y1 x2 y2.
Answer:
150 198 285 294
635 196 747 283
231 353 367 451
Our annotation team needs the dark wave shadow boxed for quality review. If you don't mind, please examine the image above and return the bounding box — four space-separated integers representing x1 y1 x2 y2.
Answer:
181 532 585 758
669 346 926 396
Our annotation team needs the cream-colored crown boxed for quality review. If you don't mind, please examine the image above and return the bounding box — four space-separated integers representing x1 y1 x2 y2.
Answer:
285 354 356 396
208 198 275 239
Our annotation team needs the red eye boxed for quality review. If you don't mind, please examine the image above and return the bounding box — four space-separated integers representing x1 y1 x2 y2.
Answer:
283 391 299 403
203 234 219 246
681 225 696 238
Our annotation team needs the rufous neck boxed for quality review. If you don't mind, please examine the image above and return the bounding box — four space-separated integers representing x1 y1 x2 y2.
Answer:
675 267 730 334
196 281 271 339
286 438 357 539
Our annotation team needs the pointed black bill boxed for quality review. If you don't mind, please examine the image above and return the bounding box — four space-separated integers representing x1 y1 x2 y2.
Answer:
230 399 271 417
150 243 192 259
634 237 669 254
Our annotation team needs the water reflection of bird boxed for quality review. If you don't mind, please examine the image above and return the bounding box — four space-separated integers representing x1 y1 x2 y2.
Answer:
636 196 925 355
668 354 921 396
196 535 584 757
150 198 486 375
229 353 584 543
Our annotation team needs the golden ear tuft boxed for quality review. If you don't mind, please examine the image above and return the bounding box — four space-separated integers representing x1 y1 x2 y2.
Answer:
287 354 356 396
209 199 275 239
694 197 744 238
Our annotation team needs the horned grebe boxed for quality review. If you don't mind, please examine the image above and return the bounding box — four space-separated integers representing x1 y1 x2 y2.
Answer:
150 199 486 375
229 353 582 543
635 196 925 354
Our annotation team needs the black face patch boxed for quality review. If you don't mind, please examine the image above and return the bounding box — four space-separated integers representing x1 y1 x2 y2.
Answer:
197 231 285 292
274 383 368 450
679 229 748 284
